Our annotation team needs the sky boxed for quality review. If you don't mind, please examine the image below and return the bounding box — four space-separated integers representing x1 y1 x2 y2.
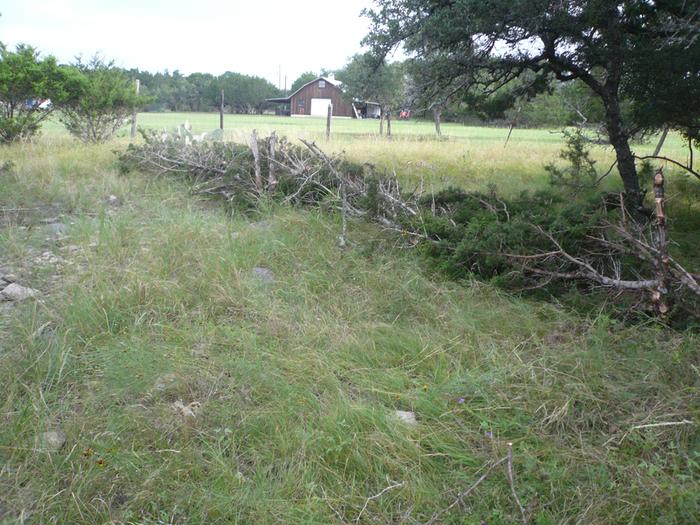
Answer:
0 0 375 87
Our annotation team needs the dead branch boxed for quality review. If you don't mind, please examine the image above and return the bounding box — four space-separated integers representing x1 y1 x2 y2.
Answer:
424 456 508 525
355 481 405 523
532 226 662 291
506 443 528 525
634 154 700 181
425 444 529 525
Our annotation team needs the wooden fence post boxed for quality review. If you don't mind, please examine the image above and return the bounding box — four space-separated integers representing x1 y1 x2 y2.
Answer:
268 131 277 192
220 89 224 130
326 103 332 140
130 79 140 139
249 129 262 191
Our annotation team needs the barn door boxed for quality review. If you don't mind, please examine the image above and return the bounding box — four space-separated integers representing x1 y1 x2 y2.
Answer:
310 98 332 117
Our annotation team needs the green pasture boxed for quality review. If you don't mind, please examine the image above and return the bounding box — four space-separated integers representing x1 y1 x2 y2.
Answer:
40 112 690 193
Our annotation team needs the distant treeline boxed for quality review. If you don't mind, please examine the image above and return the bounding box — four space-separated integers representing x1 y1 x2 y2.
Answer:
412 80 607 129
122 69 282 114
122 67 604 128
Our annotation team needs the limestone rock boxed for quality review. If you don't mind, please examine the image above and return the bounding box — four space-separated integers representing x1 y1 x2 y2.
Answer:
153 373 178 391
44 222 66 237
394 410 417 425
1 274 18 284
34 252 64 266
1 283 39 301
252 267 274 283
37 430 66 451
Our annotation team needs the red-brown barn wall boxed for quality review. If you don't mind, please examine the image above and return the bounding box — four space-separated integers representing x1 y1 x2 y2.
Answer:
290 80 354 117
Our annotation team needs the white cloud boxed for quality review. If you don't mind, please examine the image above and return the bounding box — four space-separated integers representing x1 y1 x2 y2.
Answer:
1 0 374 85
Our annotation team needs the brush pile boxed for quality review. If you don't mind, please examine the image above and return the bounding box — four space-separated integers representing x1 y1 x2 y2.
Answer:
119 130 699 323
119 129 419 233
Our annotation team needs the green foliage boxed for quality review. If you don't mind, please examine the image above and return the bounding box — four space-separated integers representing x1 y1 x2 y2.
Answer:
545 128 600 192
59 56 150 143
407 187 603 284
363 0 700 202
336 53 405 114
215 72 280 114
118 69 280 114
0 44 76 143
290 71 318 93
401 180 700 324
622 9 700 140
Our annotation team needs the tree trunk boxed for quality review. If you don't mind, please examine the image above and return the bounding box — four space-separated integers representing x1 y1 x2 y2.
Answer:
386 111 392 137
652 168 670 317
379 111 384 136
433 106 442 137
603 94 645 216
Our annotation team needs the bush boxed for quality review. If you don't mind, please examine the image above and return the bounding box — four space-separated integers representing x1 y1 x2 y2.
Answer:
545 128 600 192
59 56 150 143
0 44 76 143
406 187 605 283
399 186 700 324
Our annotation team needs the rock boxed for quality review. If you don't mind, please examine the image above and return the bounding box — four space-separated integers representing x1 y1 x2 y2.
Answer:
252 267 274 283
34 252 64 265
1 274 18 284
1 283 39 302
37 430 66 451
394 410 417 425
249 220 272 232
191 342 210 359
44 222 66 237
0 302 16 315
107 195 120 206
153 373 178 391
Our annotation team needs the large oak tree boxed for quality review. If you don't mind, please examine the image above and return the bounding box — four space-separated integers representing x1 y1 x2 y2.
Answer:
363 0 700 214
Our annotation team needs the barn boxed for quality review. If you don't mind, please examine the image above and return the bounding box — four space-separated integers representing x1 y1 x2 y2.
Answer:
267 76 380 119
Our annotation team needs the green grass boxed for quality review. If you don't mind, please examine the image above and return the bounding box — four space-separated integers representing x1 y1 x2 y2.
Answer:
0 135 698 524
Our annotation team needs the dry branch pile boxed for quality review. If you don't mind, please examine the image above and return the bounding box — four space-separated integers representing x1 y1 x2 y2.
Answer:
119 132 699 322
120 130 418 236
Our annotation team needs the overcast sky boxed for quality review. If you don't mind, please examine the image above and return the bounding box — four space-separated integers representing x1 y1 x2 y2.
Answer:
1 0 375 87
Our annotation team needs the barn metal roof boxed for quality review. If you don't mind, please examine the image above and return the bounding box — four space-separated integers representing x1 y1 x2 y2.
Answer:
265 76 380 108
266 76 342 103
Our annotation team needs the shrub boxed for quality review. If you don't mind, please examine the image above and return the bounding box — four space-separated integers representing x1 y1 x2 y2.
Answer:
0 44 77 143
545 128 600 192
59 56 150 143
